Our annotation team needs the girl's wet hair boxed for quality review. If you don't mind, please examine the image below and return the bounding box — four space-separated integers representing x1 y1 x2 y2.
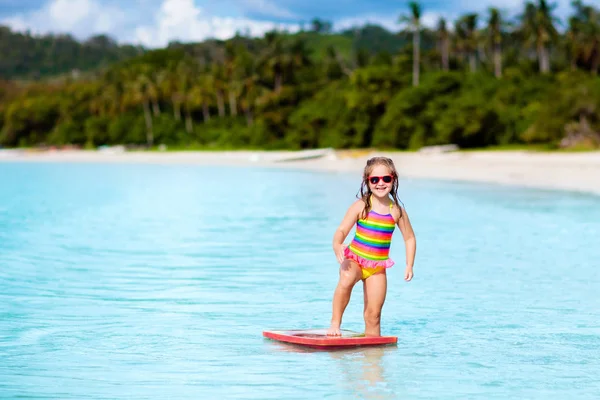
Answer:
358 157 403 219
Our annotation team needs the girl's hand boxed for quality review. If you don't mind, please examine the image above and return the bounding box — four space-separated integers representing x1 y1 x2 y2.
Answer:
405 266 414 282
334 244 346 264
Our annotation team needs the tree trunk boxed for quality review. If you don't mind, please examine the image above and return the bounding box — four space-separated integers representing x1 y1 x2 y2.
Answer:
152 100 160 116
228 90 237 116
580 113 590 133
494 44 502 78
469 52 476 72
244 104 253 127
185 107 193 133
413 29 420 86
478 43 487 63
442 38 449 72
537 43 544 72
202 102 210 122
172 95 181 121
275 73 282 94
142 100 153 147
539 44 550 73
216 91 225 117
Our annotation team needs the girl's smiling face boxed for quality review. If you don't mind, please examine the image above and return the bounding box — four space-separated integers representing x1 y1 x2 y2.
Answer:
368 164 394 197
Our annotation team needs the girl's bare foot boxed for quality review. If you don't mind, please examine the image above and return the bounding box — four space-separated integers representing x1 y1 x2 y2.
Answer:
327 325 341 336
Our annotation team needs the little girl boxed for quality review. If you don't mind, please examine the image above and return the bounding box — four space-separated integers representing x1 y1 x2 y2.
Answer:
327 156 416 337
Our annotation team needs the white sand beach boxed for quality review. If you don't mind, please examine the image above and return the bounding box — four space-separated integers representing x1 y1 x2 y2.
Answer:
1 148 600 196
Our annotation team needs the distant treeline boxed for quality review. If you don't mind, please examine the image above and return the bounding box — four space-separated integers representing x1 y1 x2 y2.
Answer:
0 0 599 150
0 28 144 80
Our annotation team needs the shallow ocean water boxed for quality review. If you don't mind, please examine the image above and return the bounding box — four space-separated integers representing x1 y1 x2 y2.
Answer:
1 162 599 399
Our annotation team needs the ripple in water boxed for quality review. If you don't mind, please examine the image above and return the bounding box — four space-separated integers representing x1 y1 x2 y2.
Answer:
1 163 600 399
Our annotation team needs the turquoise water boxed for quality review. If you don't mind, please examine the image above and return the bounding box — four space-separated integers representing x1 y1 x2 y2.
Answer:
1 162 600 399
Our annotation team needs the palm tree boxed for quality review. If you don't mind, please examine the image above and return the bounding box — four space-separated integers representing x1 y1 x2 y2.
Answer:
324 45 346 79
566 14 584 71
158 63 182 121
261 31 286 94
288 37 313 82
488 8 504 78
224 42 239 117
572 0 600 75
103 70 126 117
211 64 227 117
148 71 161 117
188 72 214 129
437 17 450 71
122 67 154 147
240 73 262 127
234 45 261 126
400 2 422 86
519 0 559 73
174 59 198 133
199 74 214 123
456 14 479 72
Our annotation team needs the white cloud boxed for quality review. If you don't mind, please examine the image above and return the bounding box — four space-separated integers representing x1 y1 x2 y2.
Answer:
420 12 443 29
48 0 93 28
1 0 125 39
0 0 299 47
132 0 300 47
1 0 575 47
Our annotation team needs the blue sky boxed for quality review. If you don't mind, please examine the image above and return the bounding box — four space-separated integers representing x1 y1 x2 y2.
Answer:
0 0 575 47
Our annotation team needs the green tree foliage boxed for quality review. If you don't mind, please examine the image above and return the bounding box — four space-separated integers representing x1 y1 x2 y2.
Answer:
524 72 600 146
1 0 600 151
0 27 143 79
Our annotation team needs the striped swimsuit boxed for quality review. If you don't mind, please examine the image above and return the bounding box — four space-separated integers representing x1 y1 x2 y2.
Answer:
343 202 396 272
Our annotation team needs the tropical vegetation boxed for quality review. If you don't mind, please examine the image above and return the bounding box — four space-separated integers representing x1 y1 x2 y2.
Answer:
1 0 599 151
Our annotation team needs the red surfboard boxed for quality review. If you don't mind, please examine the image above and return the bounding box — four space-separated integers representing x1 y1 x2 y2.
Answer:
263 329 397 349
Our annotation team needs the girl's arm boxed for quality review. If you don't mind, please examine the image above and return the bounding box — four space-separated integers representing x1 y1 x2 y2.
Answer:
332 200 363 263
396 207 416 281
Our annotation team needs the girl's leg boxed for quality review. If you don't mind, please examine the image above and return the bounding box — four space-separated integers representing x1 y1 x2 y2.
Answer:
362 270 387 337
327 260 362 336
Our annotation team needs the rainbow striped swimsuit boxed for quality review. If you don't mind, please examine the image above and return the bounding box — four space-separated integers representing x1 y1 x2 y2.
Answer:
344 203 396 269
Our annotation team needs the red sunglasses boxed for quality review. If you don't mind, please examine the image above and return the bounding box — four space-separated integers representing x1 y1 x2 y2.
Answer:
368 175 393 184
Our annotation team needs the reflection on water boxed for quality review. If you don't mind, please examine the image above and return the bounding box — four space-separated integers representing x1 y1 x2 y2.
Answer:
264 340 397 399
331 346 396 400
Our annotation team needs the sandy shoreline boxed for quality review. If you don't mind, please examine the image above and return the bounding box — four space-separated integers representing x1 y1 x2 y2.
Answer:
2 148 600 196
